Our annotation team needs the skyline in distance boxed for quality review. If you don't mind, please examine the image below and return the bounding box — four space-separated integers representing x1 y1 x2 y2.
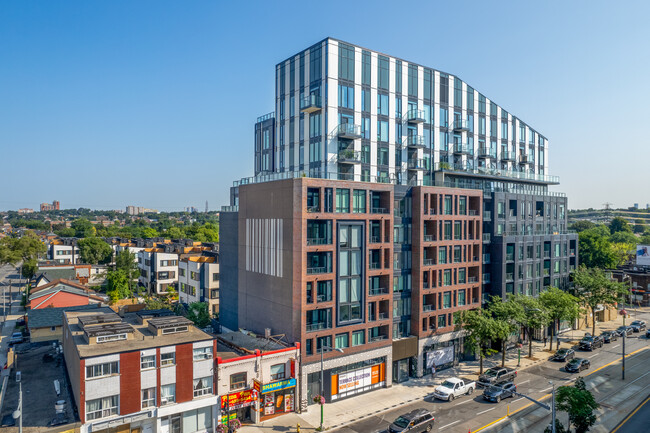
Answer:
1 1 648 211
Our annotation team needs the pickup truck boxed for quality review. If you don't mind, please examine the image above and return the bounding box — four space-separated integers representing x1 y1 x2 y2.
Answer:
432 377 476 401
478 367 517 386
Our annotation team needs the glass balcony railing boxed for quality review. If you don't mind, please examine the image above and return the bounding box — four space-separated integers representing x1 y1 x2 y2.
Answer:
370 235 381 243
369 287 389 296
306 322 330 332
423 234 435 242
423 304 435 312
371 207 389 214
300 94 322 113
483 254 490 263
306 237 330 246
369 262 381 270
506 273 514 282
338 149 362 163
408 158 427 170
307 266 328 274
519 154 533 164
452 119 470 132
423 258 435 266
453 143 473 155
405 109 426 123
336 123 362 139
506 253 515 261
404 135 426 148
433 161 560 184
501 151 516 161
478 147 497 158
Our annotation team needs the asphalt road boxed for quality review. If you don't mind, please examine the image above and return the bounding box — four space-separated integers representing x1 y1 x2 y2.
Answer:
337 313 650 433
612 394 650 433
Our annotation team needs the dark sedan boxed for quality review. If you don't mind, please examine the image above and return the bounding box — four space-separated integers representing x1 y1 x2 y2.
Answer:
617 326 634 336
601 331 618 343
551 348 575 362
482 382 517 403
579 335 603 351
565 358 590 373
630 320 646 332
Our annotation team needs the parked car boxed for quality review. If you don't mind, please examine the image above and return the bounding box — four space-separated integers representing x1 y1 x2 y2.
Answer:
388 409 435 433
601 331 618 343
579 335 603 351
482 382 517 403
432 378 476 401
478 367 518 386
15 316 25 327
565 358 591 373
616 326 634 337
9 332 23 345
645 329 650 339
551 348 575 362
630 320 646 332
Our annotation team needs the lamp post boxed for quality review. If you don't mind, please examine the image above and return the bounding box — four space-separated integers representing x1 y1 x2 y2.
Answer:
319 345 343 431
550 381 556 433
620 308 627 380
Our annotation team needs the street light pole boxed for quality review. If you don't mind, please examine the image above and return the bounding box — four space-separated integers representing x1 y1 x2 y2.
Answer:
620 308 627 380
550 381 556 433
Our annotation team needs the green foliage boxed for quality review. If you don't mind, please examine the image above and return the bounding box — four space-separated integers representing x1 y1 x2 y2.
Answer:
609 216 632 234
0 232 47 266
455 309 509 374
55 227 76 237
142 227 159 238
78 237 113 265
570 220 597 233
572 266 630 335
543 419 568 433
609 231 638 245
578 227 619 268
486 296 522 366
509 294 550 357
21 258 38 280
186 302 211 328
539 287 581 349
106 269 132 301
165 226 184 240
556 377 599 433
71 218 96 238
7 218 50 231
144 296 173 311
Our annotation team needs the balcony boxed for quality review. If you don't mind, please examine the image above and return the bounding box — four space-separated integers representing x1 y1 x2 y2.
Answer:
300 94 322 113
336 123 363 139
423 258 435 266
423 234 435 242
369 287 389 296
501 151 516 161
370 235 381 243
405 109 426 123
483 273 491 283
306 322 330 332
338 149 362 164
371 207 389 214
369 262 381 270
423 304 435 312
453 143 472 155
506 273 514 282
307 237 330 246
377 312 389 320
404 135 426 148
369 334 388 343
519 154 533 165
307 205 320 213
468 276 478 283
468 209 479 216
453 119 470 132
483 233 491 243
478 148 496 159
307 266 328 275
408 158 426 170
570 249 576 257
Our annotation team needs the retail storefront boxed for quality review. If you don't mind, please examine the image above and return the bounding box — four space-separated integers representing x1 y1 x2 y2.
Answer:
330 358 386 401
220 389 256 426
259 378 297 419
417 332 467 377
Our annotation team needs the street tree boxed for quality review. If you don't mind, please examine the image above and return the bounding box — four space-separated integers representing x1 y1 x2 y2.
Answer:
455 309 509 374
21 258 38 280
539 287 581 350
186 302 211 328
78 237 113 265
487 296 522 367
556 377 599 433
572 266 630 336
510 295 550 358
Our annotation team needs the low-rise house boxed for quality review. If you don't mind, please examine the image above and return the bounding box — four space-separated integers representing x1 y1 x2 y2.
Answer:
28 279 108 309
27 304 101 342
48 237 80 265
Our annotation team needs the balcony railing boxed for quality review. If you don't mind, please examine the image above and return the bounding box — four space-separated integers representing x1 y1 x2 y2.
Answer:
336 123 363 139
371 207 389 214
452 119 470 132
423 234 435 242
478 147 497 159
501 151 516 161
468 209 479 216
519 154 532 164
483 233 491 243
483 273 491 283
369 287 389 296
369 262 381 270
423 304 435 312
423 258 435 266
453 143 472 155
484 210 492 221
408 158 426 170
426 208 437 215
404 135 426 148
370 235 381 243
570 249 576 257
306 322 330 332
307 238 330 246
300 94 322 113
506 273 514 282
338 149 362 164
433 161 560 184
483 254 490 264
405 109 426 123
506 253 515 261
307 267 328 274
369 335 388 343
306 205 320 213
468 276 478 283
377 312 389 320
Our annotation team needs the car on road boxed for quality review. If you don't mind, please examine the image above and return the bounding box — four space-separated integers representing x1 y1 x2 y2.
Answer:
630 320 646 332
388 409 435 433
551 348 576 362
616 326 634 337
579 335 603 351
478 367 518 386
565 358 591 373
645 329 650 339
9 332 23 345
482 381 517 403
432 378 476 401
601 331 618 343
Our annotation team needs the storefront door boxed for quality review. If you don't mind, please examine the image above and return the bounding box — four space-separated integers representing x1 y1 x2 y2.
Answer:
393 359 409 383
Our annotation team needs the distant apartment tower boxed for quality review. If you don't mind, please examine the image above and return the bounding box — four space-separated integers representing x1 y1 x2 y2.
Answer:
40 200 60 212
126 206 158 215
18 208 34 214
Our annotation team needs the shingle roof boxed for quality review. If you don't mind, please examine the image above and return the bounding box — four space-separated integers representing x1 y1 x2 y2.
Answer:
27 304 101 329
37 269 77 283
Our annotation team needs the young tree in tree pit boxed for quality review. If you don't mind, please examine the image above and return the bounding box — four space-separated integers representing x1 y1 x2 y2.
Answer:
539 287 581 350
572 266 630 336
455 309 508 374
78 237 113 265
556 377 599 433
510 295 550 358
487 296 522 367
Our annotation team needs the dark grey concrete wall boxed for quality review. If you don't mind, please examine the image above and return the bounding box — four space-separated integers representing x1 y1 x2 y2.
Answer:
219 211 240 331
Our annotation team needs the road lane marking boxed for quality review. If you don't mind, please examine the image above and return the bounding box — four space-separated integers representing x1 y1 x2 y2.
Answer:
541 387 552 392
439 420 460 430
477 407 496 415
455 399 472 405
512 397 524 403
612 344 620 349
611 395 650 433
517 380 530 385
588 353 599 358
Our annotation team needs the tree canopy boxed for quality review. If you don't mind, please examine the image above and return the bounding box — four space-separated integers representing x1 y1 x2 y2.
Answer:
539 287 581 350
556 378 599 433
78 237 113 265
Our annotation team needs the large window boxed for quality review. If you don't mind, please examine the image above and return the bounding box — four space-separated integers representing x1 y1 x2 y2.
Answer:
377 120 389 142
193 376 213 397
161 384 176 405
378 94 389 116
86 361 119 379
270 363 286 380
142 388 156 408
336 189 350 213
408 64 418 97
352 330 365 346
338 85 354 109
141 354 156 370
335 333 350 349
353 190 366 213
230 372 247 390
180 407 213 433
193 346 213 361
378 55 390 90
338 224 363 324
338 43 355 81
86 395 119 421
160 352 175 366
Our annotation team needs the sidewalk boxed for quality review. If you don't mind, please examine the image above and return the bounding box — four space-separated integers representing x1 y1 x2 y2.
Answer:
0 284 25 376
240 306 650 433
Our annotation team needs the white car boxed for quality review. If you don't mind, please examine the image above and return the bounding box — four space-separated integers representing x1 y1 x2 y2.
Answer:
433 378 476 401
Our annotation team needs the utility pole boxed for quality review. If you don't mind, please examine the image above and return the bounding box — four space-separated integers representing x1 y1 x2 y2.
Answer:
550 381 556 433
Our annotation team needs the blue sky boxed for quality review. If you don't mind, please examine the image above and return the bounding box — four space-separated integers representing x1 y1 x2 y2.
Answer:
1 1 648 211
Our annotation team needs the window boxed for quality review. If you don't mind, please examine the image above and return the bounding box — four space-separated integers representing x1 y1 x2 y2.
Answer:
86 395 119 420
193 376 213 397
362 50 371 85
378 94 389 116
161 384 176 405
443 270 452 286
353 190 366 213
160 260 177 267
378 55 390 90
438 248 447 264
179 268 185 277
306 339 313 355
141 354 156 370
193 346 213 361
161 352 175 366
377 120 389 142
212 273 219 282
444 196 453 215
86 361 119 379
336 188 350 213
142 387 156 408
352 330 365 346
97 333 127 343
395 60 402 93
335 333 349 349
438 314 447 328
230 372 247 390
338 85 354 109
270 363 286 381
190 271 198 280
338 43 355 80
338 224 363 324
408 63 418 97
458 268 466 284
459 197 467 215
181 407 212 432
454 222 462 240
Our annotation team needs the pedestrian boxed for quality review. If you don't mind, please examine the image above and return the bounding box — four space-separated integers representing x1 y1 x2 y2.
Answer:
431 364 436 377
